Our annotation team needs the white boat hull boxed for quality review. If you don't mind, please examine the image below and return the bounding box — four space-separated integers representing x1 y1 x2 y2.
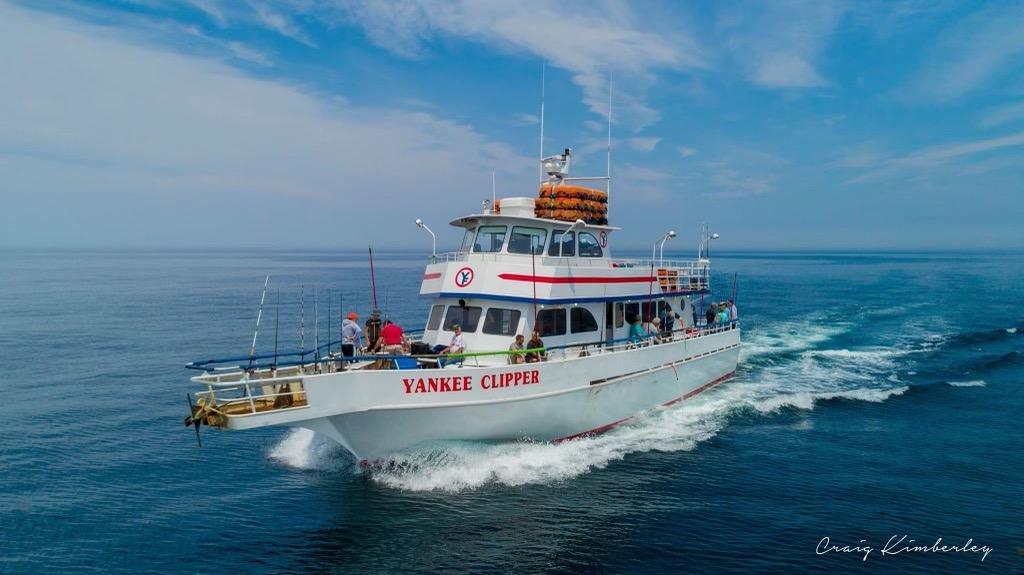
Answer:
221 328 740 460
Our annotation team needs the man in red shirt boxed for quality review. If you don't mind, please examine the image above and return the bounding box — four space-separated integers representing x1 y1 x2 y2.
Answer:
378 320 405 355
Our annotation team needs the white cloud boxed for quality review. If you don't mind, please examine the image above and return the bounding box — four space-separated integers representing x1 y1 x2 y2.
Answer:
715 1 846 89
626 137 660 153
227 41 273 65
0 2 533 247
677 146 697 158
979 101 1024 127
250 1 317 47
188 0 228 27
320 0 704 129
897 4 1024 102
846 131 1024 183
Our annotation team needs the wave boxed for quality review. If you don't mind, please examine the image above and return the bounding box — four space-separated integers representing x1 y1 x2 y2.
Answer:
268 428 348 471
947 380 986 387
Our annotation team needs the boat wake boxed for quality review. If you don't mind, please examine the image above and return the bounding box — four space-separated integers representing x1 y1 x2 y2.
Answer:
268 317 999 491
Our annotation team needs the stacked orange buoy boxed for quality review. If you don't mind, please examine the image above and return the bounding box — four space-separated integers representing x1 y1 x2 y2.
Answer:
534 183 609 225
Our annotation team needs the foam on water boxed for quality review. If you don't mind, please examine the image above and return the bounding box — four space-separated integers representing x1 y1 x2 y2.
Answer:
947 380 987 387
268 428 347 471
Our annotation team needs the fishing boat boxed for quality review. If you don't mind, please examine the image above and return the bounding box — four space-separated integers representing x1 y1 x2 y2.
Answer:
184 148 740 462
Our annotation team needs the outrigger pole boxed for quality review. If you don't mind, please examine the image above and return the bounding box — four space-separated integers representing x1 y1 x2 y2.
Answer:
248 275 270 369
299 285 305 361
273 290 280 368
368 246 378 310
539 59 546 183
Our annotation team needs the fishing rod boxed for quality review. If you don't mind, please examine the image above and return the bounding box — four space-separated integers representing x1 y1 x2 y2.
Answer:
299 285 305 361
313 287 320 363
248 275 270 369
326 288 332 356
368 246 378 310
273 290 280 368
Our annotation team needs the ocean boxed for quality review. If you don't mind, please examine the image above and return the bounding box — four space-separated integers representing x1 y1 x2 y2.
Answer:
0 249 1021 574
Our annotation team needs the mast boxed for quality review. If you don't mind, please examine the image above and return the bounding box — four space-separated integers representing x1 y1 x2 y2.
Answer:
607 71 613 201
539 59 546 183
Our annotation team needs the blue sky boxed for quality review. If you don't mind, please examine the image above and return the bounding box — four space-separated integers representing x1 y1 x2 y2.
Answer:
1 0 1022 250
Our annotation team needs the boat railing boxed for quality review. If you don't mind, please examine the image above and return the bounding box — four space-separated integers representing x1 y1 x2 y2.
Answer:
186 321 739 382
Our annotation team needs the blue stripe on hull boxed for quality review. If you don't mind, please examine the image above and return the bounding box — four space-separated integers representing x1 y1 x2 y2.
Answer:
421 289 710 304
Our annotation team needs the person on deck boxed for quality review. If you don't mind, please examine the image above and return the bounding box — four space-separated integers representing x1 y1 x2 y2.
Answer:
705 304 718 327
364 310 383 353
378 319 405 355
525 330 547 363
341 312 362 357
660 302 679 334
728 299 738 322
433 324 465 367
508 334 526 364
629 314 649 344
716 303 729 325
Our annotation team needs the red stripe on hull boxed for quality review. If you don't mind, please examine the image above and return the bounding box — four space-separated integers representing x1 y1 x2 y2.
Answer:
498 273 655 284
422 273 442 280
555 370 737 441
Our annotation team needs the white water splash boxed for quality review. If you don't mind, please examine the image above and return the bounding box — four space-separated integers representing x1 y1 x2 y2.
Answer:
1007 327 1018 334
947 380 986 388
268 428 347 471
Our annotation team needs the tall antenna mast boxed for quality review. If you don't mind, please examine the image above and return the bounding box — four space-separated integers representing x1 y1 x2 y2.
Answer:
539 60 546 183
491 170 496 207
607 72 613 200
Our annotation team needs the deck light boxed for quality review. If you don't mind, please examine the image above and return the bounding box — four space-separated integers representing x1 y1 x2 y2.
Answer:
655 230 676 266
558 218 586 257
415 218 437 263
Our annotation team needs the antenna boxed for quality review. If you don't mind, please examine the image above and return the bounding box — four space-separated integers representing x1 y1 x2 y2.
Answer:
539 59 546 183
607 71 613 201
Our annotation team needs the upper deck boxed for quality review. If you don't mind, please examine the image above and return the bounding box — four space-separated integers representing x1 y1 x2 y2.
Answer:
420 208 709 304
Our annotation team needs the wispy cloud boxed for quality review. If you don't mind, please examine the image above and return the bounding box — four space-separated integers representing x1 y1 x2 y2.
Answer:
979 101 1024 127
249 1 316 47
188 0 228 27
896 3 1024 102
715 1 847 89
677 146 697 158
845 131 1024 183
0 2 532 247
319 0 704 129
227 41 272 65
626 137 660 153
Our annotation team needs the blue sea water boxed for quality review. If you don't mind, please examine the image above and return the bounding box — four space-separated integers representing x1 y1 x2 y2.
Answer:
0 249 1022 575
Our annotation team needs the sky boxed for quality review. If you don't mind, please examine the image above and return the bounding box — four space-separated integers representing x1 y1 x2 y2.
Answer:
1 0 1023 251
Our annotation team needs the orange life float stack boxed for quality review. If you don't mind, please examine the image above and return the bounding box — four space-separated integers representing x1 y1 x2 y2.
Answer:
534 182 609 225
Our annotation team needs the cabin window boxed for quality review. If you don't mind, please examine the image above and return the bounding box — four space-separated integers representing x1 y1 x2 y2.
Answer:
578 232 603 257
427 304 445 330
483 308 522 336
570 307 599 333
459 229 475 253
508 226 547 255
614 302 625 327
641 301 658 322
548 231 575 256
536 308 567 336
443 305 482 332
474 225 507 253
624 302 640 324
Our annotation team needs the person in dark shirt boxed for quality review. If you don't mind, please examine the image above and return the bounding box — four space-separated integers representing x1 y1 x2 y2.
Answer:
525 330 547 363
705 303 717 327
365 310 383 352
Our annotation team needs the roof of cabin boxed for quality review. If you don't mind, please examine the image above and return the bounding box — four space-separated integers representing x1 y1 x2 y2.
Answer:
448 213 621 231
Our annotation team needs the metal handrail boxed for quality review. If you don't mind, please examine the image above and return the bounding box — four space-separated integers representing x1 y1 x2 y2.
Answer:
190 321 740 377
